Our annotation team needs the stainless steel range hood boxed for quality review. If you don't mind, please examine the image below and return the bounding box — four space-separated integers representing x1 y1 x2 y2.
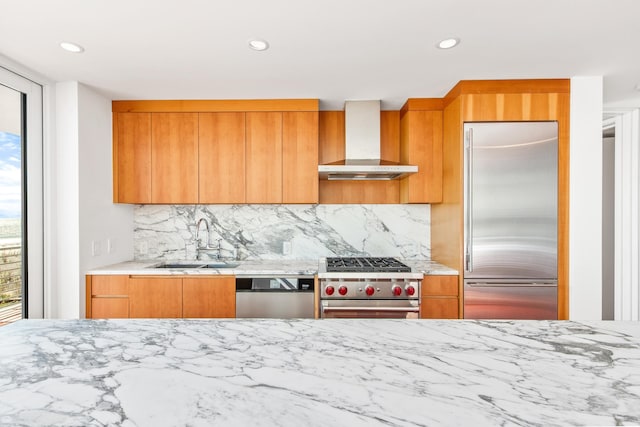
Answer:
318 100 418 180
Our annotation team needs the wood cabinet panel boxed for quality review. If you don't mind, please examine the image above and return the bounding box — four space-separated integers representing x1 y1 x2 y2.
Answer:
420 297 459 319
318 111 345 164
246 112 283 203
400 110 443 203
282 112 319 203
129 277 183 318
114 113 151 203
86 275 130 318
421 275 458 297
151 113 199 203
91 275 129 296
113 99 319 113
183 277 236 318
199 112 246 203
91 298 129 318
319 181 400 204
431 97 464 276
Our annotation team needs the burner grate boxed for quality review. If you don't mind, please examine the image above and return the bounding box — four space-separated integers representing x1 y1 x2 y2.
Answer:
326 257 411 273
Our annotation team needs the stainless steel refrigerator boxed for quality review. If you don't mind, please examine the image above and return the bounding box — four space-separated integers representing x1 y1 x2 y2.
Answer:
463 122 558 319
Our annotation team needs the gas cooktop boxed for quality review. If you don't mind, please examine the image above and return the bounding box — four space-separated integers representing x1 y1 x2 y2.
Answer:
325 257 411 273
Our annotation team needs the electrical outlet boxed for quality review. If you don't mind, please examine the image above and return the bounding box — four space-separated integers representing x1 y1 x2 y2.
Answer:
92 240 102 256
283 241 292 255
107 238 114 254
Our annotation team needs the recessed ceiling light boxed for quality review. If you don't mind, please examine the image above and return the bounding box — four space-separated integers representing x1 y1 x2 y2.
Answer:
60 41 85 53
248 39 269 51
437 38 460 49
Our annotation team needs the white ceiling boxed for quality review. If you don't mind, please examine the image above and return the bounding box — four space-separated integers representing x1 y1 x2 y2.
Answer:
1 0 639 110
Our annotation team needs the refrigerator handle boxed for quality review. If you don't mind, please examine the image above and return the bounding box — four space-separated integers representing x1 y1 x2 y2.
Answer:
465 127 473 272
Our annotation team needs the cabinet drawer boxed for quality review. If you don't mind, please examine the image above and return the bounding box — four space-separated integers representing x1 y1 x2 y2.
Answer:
420 297 459 319
421 275 458 296
91 298 129 318
91 275 129 296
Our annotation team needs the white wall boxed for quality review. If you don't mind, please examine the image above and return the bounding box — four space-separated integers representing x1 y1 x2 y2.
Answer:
52 82 134 318
569 76 604 320
53 82 81 318
77 84 134 315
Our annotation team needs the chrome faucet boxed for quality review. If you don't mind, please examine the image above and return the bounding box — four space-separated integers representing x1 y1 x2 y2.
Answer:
195 218 222 260
195 218 211 249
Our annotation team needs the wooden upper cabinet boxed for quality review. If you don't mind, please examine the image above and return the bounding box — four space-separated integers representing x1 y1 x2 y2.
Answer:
282 111 319 203
113 113 151 203
399 107 443 203
183 276 236 318
129 276 183 318
245 112 283 203
151 113 199 203
199 112 246 203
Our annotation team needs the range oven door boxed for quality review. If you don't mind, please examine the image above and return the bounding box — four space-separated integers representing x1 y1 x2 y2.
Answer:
321 299 420 319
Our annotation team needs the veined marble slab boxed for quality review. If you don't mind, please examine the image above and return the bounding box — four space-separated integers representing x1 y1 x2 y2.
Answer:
86 259 320 276
0 319 638 426
134 204 430 261
86 259 457 276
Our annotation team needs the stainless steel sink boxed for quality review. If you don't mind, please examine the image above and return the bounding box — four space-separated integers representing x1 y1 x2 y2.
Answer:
202 263 239 268
150 262 239 269
152 263 206 269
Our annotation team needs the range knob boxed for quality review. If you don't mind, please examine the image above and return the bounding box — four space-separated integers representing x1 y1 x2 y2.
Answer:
392 285 403 296
405 285 416 296
365 285 375 296
325 285 335 296
338 286 348 296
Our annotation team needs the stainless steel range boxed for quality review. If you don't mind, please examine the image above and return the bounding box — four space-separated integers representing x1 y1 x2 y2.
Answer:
318 257 423 319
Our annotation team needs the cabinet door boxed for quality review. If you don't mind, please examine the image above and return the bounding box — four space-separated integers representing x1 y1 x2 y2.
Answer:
400 110 443 203
87 275 130 318
183 276 236 318
421 275 458 296
114 113 151 203
282 111 319 203
199 112 246 203
151 113 199 203
129 277 183 318
246 112 282 203
91 298 129 318
420 276 459 319
420 297 459 319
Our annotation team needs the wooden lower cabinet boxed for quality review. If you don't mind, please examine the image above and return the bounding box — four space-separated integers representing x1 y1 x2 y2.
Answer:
129 277 183 318
86 275 237 319
420 275 459 319
87 275 129 319
421 297 459 319
183 276 235 318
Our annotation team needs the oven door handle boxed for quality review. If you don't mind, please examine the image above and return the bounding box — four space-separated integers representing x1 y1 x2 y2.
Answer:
322 306 420 313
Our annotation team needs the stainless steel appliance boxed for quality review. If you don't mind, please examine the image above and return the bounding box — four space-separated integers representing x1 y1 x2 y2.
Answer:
236 276 315 319
318 101 418 180
463 122 558 319
318 257 422 319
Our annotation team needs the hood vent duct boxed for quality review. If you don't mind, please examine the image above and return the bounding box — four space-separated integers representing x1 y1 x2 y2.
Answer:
318 100 418 180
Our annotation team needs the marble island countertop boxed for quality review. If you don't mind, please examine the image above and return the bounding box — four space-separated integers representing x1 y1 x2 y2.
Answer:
86 259 458 276
1 319 639 426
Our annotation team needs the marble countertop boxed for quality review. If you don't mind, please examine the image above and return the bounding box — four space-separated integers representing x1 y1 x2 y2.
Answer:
86 259 458 276
1 319 638 426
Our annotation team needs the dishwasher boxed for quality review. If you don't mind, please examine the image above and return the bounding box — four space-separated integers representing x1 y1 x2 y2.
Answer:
235 276 315 318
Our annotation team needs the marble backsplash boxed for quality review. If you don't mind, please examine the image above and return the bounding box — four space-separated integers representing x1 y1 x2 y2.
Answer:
134 204 430 261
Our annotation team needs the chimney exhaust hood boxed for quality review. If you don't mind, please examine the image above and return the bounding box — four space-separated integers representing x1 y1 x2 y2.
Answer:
318 100 418 180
